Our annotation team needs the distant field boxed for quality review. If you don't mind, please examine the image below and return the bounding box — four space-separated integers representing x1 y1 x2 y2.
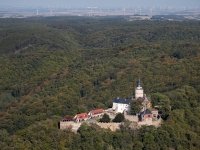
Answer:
0 7 200 18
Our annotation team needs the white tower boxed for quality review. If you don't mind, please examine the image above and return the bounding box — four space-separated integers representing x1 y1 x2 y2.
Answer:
135 78 144 100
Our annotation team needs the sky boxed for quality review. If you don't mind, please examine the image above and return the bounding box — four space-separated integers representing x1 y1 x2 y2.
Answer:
1 0 200 8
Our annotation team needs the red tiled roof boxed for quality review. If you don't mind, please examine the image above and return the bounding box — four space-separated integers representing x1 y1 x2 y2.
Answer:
90 109 104 115
61 116 73 121
76 113 88 119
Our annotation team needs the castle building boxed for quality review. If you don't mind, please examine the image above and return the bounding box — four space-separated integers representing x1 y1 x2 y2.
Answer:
112 78 148 114
74 113 88 122
112 97 133 113
61 116 73 122
138 109 152 122
88 109 104 118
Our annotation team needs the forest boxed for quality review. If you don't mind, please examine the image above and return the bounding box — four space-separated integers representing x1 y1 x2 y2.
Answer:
0 16 200 149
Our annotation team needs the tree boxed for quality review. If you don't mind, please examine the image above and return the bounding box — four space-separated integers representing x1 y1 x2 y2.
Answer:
0 129 9 142
133 141 144 150
99 113 111 123
130 99 143 115
120 119 131 130
151 93 171 120
113 113 125 123
151 93 170 107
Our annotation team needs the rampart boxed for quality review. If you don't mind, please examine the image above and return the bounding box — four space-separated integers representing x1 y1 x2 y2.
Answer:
60 121 121 131
60 118 162 132
60 117 162 132
60 121 82 131
152 118 162 127
125 115 138 122
96 122 121 131
137 118 162 127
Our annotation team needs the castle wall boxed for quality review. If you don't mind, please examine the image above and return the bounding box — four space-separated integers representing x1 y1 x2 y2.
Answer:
60 121 82 131
60 121 121 132
137 118 162 127
97 123 121 131
138 120 152 126
60 118 162 132
125 115 138 122
152 118 162 127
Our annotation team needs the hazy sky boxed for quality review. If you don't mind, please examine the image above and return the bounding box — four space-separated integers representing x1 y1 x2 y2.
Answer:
1 0 200 8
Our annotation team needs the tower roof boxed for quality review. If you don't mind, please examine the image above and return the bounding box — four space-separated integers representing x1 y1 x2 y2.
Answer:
140 109 152 115
113 97 134 104
137 78 141 87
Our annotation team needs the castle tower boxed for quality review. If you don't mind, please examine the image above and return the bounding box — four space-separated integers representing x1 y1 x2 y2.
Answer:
135 78 144 100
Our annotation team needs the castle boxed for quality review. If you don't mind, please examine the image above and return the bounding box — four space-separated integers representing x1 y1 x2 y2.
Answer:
60 78 161 131
112 78 160 125
112 78 150 114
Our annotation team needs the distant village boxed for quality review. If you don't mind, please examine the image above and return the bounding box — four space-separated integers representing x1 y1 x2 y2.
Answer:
60 78 162 131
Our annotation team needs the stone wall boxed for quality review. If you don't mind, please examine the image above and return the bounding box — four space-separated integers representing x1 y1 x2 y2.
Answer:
152 118 162 127
60 118 162 132
60 121 121 131
60 121 82 131
137 118 162 127
125 115 138 122
138 120 152 126
96 122 121 131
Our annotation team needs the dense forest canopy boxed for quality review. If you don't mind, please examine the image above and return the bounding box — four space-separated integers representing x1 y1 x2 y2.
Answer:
0 16 200 149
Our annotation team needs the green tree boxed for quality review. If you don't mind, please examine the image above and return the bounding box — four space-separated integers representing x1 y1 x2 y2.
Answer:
133 141 144 150
151 93 170 107
130 99 143 115
100 113 111 123
0 129 9 141
113 113 125 123
151 93 171 120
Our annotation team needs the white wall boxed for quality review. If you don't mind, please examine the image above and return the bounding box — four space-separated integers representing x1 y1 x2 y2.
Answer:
113 103 130 113
112 102 118 111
